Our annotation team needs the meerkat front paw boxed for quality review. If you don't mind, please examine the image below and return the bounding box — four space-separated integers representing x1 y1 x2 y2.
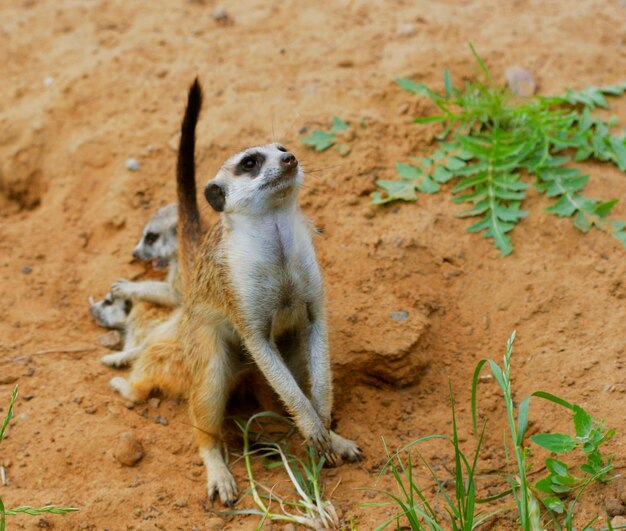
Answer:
207 464 238 507
305 425 337 466
101 352 129 367
111 279 136 299
330 431 363 463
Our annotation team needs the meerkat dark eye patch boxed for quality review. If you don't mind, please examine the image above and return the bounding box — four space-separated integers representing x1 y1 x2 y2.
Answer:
235 152 265 178
124 299 133 315
276 145 287 152
144 232 159 245
204 183 226 212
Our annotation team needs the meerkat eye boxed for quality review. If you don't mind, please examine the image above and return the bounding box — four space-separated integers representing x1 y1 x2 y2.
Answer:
241 156 258 171
103 299 112 307
144 232 159 245
276 145 287 152
235 152 266 176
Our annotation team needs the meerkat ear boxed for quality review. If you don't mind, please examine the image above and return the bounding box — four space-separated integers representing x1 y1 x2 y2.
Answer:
204 182 226 212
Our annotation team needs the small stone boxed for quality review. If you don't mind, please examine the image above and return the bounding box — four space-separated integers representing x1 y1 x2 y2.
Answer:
22 266 32 274
612 516 626 527
479 374 493 383
146 144 154 153
123 400 135 409
338 144 351 157
211 6 232 24
83 406 97 414
43 76 54 87
154 415 169 426
175 498 188 508
168 132 181 152
25 367 35 377
125 158 140 171
505 66 536 97
206 517 224 530
73 396 83 404
398 102 410 115
0 374 18 385
606 498 626 517
148 398 161 409
98 330 123 350
398 23 416 37
114 432 144 466
337 59 354 68
390 311 409 321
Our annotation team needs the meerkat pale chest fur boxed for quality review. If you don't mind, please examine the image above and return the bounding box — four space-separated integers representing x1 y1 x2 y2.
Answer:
176 79 361 507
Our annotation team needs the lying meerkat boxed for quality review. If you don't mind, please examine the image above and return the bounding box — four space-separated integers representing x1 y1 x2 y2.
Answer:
174 79 362 506
89 292 176 367
111 203 182 307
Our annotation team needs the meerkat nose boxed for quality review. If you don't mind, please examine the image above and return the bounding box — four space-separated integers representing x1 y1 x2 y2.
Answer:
280 152 298 169
132 249 141 260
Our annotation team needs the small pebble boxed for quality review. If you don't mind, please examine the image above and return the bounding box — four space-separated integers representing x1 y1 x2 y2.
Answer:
0 374 18 385
154 415 169 426
479 374 493 383
337 59 354 68
22 266 32 274
606 498 626 517
25 367 35 377
206 517 225 530
114 432 144 466
83 406 97 415
612 516 626 527
148 397 161 409
43 76 54 87
175 498 188 508
125 158 140 171
390 311 409 321
398 23 416 37
211 6 232 24
98 330 123 350
505 66 536 97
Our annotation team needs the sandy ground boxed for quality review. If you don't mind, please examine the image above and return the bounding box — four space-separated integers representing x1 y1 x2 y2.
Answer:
1 0 626 529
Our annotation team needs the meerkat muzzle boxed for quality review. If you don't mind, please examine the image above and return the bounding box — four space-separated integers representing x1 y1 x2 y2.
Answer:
280 152 298 169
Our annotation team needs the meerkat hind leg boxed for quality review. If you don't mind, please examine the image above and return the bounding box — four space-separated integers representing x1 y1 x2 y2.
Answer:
188 340 238 507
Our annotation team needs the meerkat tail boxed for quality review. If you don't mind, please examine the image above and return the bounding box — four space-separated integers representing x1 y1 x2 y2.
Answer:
176 78 203 282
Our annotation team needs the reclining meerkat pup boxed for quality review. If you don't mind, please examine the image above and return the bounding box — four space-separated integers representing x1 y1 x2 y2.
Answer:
175 79 361 506
89 292 176 367
112 203 182 307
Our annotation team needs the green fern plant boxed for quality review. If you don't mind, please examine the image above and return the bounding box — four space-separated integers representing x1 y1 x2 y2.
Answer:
373 45 626 255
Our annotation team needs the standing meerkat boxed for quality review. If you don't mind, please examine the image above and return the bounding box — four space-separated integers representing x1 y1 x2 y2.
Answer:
112 203 182 307
175 79 361 506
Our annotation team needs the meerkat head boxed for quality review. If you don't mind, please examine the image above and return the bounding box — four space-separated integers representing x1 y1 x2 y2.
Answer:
88 292 133 330
203 143 303 215
132 203 178 269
